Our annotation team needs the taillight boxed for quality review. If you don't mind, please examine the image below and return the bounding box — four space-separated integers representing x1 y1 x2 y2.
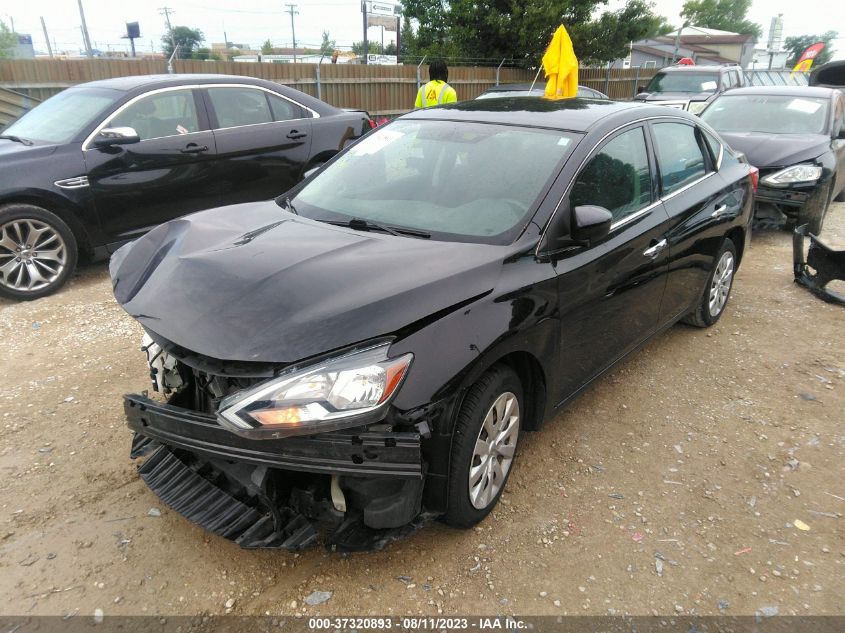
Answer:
749 166 759 193
368 119 377 129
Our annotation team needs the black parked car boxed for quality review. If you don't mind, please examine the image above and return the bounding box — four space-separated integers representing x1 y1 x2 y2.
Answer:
476 82 609 100
700 86 845 233
634 65 746 115
112 98 755 551
0 74 373 300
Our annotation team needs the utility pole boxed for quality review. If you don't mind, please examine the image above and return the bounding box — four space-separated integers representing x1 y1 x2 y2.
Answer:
159 7 177 57
361 2 368 64
77 0 93 57
284 4 298 62
40 16 54 58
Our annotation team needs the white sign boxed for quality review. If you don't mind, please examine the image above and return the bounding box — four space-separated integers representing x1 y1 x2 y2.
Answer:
367 2 397 16
367 54 398 65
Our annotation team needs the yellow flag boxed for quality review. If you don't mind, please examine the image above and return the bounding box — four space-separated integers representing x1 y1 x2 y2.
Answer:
541 25 579 99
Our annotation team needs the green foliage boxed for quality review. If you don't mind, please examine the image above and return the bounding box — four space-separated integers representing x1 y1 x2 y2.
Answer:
400 0 672 64
399 16 417 59
680 0 762 38
352 40 381 55
784 32 837 68
192 47 221 61
162 26 204 59
384 42 397 56
261 39 274 55
0 20 17 59
320 31 336 56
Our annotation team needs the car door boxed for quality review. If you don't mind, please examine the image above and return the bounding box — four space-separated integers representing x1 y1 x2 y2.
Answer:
84 87 218 245
203 85 313 206
552 124 672 401
649 119 746 323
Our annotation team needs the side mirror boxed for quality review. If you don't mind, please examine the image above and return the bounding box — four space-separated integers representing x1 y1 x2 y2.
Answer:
637 86 647 94
571 205 612 244
93 127 140 147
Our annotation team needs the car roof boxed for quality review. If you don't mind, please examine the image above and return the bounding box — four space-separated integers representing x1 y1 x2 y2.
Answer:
718 85 838 98
404 97 692 132
657 66 735 72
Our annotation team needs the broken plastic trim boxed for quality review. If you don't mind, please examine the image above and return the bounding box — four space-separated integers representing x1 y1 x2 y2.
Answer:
793 224 845 305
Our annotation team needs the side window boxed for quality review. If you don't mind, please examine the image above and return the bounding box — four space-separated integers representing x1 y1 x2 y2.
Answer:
570 127 652 223
208 87 272 128
108 89 199 141
701 129 723 169
267 93 301 121
651 122 708 195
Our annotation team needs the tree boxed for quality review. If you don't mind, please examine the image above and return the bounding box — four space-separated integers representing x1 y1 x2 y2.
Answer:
0 20 17 59
402 0 672 65
680 0 762 39
352 40 380 55
192 47 221 61
161 26 204 59
261 39 274 55
384 42 397 56
399 16 417 59
784 32 837 68
320 31 336 56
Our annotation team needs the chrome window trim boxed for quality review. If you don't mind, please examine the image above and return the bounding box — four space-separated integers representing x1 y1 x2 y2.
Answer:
536 114 714 258
83 83 318 150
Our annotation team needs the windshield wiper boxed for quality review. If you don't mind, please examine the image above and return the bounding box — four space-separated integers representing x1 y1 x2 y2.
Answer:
0 134 33 146
320 217 430 239
280 196 299 215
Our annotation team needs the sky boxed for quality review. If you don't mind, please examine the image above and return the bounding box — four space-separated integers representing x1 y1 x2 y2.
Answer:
3 0 844 60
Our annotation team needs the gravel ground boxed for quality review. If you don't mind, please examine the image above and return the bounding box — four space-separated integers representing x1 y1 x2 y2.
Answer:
0 205 843 619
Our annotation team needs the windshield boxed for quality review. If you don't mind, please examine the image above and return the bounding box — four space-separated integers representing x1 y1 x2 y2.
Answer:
477 89 541 99
701 94 830 134
292 120 578 244
3 87 117 144
646 72 720 94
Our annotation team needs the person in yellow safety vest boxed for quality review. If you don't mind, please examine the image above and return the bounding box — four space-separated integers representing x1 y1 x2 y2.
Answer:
414 59 457 108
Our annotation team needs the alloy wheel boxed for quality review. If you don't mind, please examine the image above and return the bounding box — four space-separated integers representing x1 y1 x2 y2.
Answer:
708 250 734 317
468 391 520 510
0 219 68 293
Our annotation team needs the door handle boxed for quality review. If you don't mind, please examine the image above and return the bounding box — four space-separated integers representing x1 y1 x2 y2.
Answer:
711 204 728 218
643 238 667 258
286 130 308 140
180 144 209 154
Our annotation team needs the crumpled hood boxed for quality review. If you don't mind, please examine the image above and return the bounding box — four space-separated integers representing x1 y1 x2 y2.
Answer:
110 201 508 363
717 132 830 168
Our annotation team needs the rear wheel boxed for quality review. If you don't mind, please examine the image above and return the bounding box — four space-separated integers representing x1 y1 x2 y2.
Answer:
682 238 736 328
443 365 522 528
0 204 77 301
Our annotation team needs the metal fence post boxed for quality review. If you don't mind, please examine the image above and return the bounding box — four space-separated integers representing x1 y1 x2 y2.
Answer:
316 55 323 101
633 66 640 99
496 58 506 86
604 63 611 97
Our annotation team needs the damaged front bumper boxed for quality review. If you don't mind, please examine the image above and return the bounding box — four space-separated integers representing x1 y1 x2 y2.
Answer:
793 224 845 305
125 394 429 551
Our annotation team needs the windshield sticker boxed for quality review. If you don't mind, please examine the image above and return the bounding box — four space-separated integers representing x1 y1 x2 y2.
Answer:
787 99 822 114
350 129 404 155
701 81 718 90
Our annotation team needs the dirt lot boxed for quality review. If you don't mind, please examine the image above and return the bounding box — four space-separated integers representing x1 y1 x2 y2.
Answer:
1 206 843 619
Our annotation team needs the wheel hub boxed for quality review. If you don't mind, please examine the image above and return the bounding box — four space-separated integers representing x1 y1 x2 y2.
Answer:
0 219 67 292
468 392 520 510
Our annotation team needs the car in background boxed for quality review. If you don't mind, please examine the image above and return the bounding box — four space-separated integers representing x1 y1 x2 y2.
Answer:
476 83 609 100
810 60 845 89
700 86 845 234
634 65 745 115
0 74 374 300
111 98 754 551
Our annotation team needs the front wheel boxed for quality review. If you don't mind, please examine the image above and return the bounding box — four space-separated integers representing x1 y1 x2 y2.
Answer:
0 204 78 301
682 238 736 328
443 365 523 528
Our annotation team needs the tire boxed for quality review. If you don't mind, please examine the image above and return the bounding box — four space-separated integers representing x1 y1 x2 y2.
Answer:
443 364 523 528
798 182 831 236
0 204 78 301
682 238 737 328
835 186 845 203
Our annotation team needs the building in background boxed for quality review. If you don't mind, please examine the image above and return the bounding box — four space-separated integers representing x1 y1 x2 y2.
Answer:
614 26 756 69
12 33 35 59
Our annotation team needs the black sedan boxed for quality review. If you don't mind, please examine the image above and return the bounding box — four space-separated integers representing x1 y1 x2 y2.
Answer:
111 97 755 551
700 86 845 234
476 82 609 100
0 74 372 300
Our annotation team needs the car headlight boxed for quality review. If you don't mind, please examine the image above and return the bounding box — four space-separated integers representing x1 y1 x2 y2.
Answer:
687 101 708 115
217 343 412 438
761 164 822 186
